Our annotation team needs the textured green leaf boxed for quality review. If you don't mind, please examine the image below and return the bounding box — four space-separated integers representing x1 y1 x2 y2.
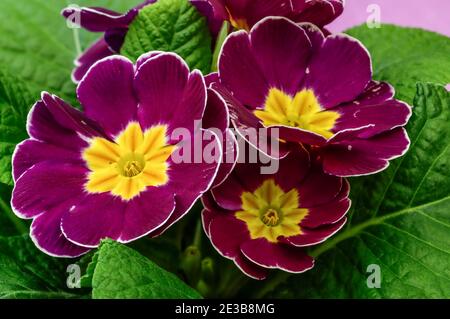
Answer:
0 69 39 186
346 24 450 104
0 0 142 104
266 83 450 298
121 0 212 74
0 235 84 299
92 240 202 299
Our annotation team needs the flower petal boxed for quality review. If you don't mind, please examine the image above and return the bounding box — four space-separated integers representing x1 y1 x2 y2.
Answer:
136 53 206 135
218 30 269 108
284 217 347 247
304 34 372 108
77 56 138 136
250 17 311 95
240 238 314 273
11 163 86 219
72 38 114 83
30 200 90 258
323 128 411 177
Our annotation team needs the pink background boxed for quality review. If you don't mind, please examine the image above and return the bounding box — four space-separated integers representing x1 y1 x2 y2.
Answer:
328 0 450 37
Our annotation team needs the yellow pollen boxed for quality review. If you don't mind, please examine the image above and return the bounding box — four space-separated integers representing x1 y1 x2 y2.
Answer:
82 122 176 201
254 88 340 139
235 179 309 243
261 209 280 226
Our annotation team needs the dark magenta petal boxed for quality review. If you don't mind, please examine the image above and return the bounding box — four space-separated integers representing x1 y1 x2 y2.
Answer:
12 139 82 182
203 89 238 186
218 30 269 108
284 217 347 247
246 0 293 26
30 200 90 258
61 190 176 248
335 100 411 139
304 34 372 108
270 125 327 145
204 72 219 87
323 128 411 177
301 194 350 228
104 27 129 52
191 0 224 36
136 53 206 136
234 252 268 280
61 6 137 32
250 17 311 95
209 211 251 259
72 38 114 83
77 56 138 136
41 93 107 140
292 0 344 27
240 238 314 273
149 129 221 236
297 163 343 207
11 162 86 219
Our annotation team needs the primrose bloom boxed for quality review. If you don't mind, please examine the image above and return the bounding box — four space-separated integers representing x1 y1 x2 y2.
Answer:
205 0 344 31
202 147 350 279
215 17 412 177
11 52 221 257
62 0 218 82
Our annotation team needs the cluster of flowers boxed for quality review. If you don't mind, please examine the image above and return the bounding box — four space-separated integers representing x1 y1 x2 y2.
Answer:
12 0 411 279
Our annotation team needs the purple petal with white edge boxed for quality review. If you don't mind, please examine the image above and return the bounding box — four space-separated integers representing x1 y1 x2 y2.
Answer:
41 93 107 140
202 208 215 237
250 17 311 95
209 212 251 259
246 0 293 27
293 0 344 27
12 139 83 182
203 88 229 132
26 101 88 150
240 238 314 273
322 128 411 177
218 30 269 108
333 99 412 139
11 162 86 219
77 56 138 136
284 217 347 247
104 27 129 52
72 38 114 83
61 194 127 248
61 6 137 32
149 129 221 236
234 252 268 280
190 0 224 36
297 164 343 207
213 129 238 187
304 34 372 108
211 83 290 159
204 72 219 87
31 199 90 258
300 195 350 228
136 53 206 135
298 22 325 55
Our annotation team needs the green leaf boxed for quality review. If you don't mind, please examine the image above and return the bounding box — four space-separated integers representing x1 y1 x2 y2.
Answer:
346 24 450 104
0 235 84 299
92 239 202 299
0 0 142 104
0 68 39 186
121 0 212 74
265 83 450 298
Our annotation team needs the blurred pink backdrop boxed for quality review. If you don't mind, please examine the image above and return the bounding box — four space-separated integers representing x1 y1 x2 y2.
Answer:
328 0 450 37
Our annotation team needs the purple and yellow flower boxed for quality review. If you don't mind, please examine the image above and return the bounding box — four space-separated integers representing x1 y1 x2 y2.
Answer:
11 52 221 257
205 0 344 31
214 17 412 177
202 147 350 279
62 0 219 83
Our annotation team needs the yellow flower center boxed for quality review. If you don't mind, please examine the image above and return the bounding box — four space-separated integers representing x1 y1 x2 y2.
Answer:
235 179 308 243
254 88 340 139
82 122 176 201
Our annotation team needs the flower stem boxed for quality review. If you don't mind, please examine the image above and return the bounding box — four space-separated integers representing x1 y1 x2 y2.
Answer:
211 22 230 72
